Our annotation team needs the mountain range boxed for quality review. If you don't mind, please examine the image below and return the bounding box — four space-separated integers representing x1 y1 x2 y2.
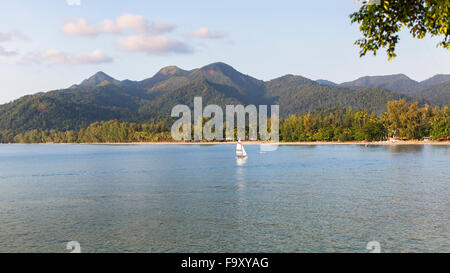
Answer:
0 62 449 133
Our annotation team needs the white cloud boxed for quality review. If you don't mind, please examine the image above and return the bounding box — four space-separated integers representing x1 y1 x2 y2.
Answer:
61 14 193 56
19 49 113 65
62 14 176 37
100 19 120 34
42 50 68 64
0 46 18 57
0 31 29 42
118 35 193 55
152 22 176 33
71 50 113 64
116 14 149 34
62 18 99 36
190 28 226 39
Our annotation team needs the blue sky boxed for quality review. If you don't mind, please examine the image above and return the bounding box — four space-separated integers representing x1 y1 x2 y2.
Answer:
0 0 449 103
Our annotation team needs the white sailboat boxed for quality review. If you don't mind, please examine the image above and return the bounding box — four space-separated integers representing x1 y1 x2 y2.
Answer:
236 138 247 158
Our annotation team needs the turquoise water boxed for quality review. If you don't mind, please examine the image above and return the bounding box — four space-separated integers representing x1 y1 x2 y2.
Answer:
0 144 448 253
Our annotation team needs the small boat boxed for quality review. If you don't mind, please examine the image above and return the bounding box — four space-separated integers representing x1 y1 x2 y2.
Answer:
236 138 247 158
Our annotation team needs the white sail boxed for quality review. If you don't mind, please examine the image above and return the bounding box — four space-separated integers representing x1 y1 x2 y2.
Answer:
236 142 247 157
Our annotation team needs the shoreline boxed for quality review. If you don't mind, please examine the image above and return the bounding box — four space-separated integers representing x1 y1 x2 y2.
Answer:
3 141 450 146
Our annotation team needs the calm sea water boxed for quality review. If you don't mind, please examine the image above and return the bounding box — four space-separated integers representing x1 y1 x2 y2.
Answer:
0 144 448 253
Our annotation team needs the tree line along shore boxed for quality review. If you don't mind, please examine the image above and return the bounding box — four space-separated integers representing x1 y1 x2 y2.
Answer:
0 100 448 144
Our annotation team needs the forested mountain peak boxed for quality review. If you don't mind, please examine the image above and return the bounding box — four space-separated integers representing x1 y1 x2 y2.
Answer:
338 73 450 95
419 74 450 88
194 62 261 83
78 71 121 87
340 73 419 94
342 73 415 83
188 62 265 98
316 79 337 86
199 62 237 73
154 66 188 77
268 74 317 86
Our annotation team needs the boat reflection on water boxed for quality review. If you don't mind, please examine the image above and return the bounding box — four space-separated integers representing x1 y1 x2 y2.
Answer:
236 157 247 166
235 157 247 192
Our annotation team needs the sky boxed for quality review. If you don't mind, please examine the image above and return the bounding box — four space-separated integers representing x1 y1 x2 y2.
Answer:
0 0 449 103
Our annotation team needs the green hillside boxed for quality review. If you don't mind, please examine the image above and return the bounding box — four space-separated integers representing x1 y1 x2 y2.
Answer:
0 62 448 133
414 81 450 106
340 74 420 94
